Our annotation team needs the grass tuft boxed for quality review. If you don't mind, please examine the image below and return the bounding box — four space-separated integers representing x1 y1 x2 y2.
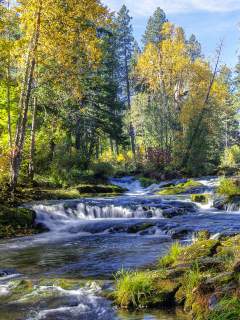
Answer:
158 241 185 268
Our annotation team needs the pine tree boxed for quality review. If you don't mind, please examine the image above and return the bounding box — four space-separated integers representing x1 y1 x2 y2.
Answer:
188 34 201 62
142 7 168 48
115 5 135 154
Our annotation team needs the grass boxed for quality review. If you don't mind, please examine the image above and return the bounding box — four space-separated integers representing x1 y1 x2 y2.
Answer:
208 296 240 320
113 267 157 307
158 241 185 268
184 261 202 296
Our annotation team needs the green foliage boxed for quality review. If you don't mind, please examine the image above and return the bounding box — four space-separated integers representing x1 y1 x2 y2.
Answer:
183 261 202 296
139 222 156 231
208 296 240 320
89 161 114 180
113 267 156 307
158 241 185 268
217 177 240 196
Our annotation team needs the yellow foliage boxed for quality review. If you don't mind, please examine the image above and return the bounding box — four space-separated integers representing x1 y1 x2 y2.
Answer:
117 153 125 162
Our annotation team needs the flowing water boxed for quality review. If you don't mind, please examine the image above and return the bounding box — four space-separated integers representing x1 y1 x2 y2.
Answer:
0 176 239 320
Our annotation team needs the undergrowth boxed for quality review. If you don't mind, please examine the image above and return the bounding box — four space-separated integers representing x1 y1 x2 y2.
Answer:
158 241 185 268
207 296 240 320
113 267 156 307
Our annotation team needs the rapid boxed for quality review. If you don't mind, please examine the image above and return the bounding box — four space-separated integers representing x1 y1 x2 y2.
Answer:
0 176 239 320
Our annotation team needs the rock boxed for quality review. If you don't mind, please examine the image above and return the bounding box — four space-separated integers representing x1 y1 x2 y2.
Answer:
173 240 220 265
162 208 186 219
221 285 236 292
206 271 235 284
209 293 218 310
233 261 240 273
198 230 211 241
197 258 225 272
171 228 193 239
213 199 227 211
127 224 141 233
165 264 190 279
32 222 45 230
197 283 215 295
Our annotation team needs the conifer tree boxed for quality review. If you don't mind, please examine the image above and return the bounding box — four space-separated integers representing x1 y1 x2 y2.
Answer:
115 5 135 154
142 7 168 48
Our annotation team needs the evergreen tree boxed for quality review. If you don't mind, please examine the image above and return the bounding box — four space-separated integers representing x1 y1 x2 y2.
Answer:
188 34 201 62
142 7 168 48
115 5 135 154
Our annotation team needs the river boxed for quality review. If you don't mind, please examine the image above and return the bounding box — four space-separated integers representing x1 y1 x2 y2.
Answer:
0 176 239 319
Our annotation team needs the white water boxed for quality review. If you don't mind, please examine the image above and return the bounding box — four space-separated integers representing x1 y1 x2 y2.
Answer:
1 175 239 320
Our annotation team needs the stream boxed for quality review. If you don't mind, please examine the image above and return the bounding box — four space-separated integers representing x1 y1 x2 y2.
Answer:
0 176 239 319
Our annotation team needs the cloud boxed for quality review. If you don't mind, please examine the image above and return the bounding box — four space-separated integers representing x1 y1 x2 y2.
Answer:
102 0 240 17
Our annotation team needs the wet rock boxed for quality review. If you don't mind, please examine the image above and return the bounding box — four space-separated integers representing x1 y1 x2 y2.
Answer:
108 225 126 234
171 228 193 239
127 224 141 233
213 199 227 210
139 228 155 236
173 240 220 265
162 208 186 219
32 222 45 230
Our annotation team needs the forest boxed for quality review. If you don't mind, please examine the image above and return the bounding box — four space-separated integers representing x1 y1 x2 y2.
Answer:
0 0 240 190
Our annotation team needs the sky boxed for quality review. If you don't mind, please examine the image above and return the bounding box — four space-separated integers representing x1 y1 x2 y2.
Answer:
102 0 240 70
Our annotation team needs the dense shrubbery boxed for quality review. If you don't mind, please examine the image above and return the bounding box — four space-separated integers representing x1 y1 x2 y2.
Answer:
217 177 240 196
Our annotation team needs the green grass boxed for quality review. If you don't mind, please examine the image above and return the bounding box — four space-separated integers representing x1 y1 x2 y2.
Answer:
158 241 185 268
184 261 202 296
113 267 157 307
208 296 240 320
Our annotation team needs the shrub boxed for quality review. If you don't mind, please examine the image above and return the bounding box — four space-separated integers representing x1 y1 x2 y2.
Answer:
139 177 157 187
89 161 114 180
217 177 240 196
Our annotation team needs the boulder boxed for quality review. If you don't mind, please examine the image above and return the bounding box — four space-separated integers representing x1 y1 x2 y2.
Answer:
162 208 186 219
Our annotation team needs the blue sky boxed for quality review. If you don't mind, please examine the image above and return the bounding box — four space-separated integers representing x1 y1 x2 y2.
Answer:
102 0 240 69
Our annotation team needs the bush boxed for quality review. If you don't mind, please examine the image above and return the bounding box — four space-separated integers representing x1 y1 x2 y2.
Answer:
89 161 114 180
139 177 157 187
217 177 240 197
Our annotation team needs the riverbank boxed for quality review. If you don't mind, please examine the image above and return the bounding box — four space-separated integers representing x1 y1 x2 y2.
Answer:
111 232 240 320
0 183 128 238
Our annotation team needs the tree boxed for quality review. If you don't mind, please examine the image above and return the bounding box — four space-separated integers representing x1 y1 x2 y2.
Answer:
115 5 135 154
142 7 168 48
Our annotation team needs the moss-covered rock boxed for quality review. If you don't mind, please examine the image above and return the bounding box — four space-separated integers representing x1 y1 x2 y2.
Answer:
198 230 211 241
139 223 156 231
0 205 36 238
76 184 128 194
173 240 220 265
158 180 203 195
191 194 211 204
148 278 182 307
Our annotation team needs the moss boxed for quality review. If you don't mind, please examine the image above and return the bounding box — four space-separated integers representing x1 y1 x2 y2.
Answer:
158 179 203 195
139 223 156 231
174 285 187 305
38 279 85 290
198 230 211 241
0 205 36 238
139 177 157 187
9 279 34 292
173 240 220 265
147 278 182 307
191 194 212 204
76 184 128 194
